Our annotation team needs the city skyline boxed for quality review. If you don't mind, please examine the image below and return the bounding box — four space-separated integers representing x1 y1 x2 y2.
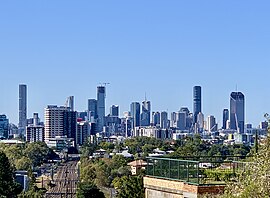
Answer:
1 1 270 126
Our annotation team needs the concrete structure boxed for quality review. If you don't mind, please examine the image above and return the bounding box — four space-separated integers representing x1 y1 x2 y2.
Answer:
141 100 151 127
230 92 245 133
46 136 74 151
176 112 186 130
0 115 9 139
193 86 202 124
45 105 66 141
77 121 90 146
197 112 204 131
134 126 173 140
97 86 106 132
19 84 27 136
144 177 224 198
26 113 44 142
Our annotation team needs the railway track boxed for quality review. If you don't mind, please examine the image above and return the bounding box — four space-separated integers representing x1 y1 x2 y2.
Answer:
45 161 79 198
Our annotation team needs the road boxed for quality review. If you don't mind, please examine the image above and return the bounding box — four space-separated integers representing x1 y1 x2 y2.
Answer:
45 161 79 198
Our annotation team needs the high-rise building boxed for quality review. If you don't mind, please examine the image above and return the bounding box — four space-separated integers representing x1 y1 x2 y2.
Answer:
141 100 151 126
97 86 106 132
207 115 217 132
19 84 27 136
45 105 66 141
0 115 9 139
222 109 229 129
77 121 90 146
63 111 77 144
230 92 245 133
171 112 177 128
160 111 168 129
193 86 202 123
26 113 44 143
110 105 119 117
130 102 140 129
176 112 186 130
88 99 97 122
152 112 161 127
197 112 204 130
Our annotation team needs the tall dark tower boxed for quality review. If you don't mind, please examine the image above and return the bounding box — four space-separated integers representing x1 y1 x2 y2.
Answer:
19 84 27 136
97 86 106 132
230 92 245 133
193 86 202 123
222 109 229 129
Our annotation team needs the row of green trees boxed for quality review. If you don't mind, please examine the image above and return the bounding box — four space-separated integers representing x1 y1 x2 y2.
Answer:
0 141 58 197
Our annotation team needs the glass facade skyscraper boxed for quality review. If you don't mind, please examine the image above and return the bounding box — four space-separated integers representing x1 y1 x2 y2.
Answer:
193 86 201 123
130 102 140 129
140 100 151 126
230 92 245 133
97 86 106 132
19 84 27 136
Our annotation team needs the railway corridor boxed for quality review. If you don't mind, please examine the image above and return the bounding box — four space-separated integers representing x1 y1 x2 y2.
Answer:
45 161 79 198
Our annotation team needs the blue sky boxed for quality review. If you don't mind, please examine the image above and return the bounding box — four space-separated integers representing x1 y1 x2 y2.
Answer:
0 1 270 126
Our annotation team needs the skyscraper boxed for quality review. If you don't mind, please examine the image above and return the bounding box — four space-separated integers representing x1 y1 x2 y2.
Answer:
207 115 217 132
88 99 97 122
97 86 106 132
222 109 229 129
193 86 202 123
160 111 168 129
19 84 27 136
152 112 161 127
45 105 66 141
141 100 151 126
0 115 9 139
110 105 119 117
130 102 140 129
230 92 245 133
176 112 186 130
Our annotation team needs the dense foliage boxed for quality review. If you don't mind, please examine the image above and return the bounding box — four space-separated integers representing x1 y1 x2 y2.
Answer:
0 151 22 197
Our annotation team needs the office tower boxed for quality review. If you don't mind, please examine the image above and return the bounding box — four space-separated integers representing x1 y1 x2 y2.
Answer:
66 96 74 111
63 111 77 144
230 92 245 133
171 112 177 127
88 99 97 122
19 84 27 136
176 112 186 130
97 86 106 132
160 111 168 129
193 86 202 123
152 112 161 127
110 105 119 117
222 109 229 129
197 112 204 130
130 102 140 129
45 105 66 141
180 107 191 130
207 115 216 132
141 100 151 126
78 111 88 121
0 115 9 139
77 121 90 146
26 113 44 142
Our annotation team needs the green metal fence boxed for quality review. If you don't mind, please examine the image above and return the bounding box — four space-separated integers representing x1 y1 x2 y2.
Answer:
146 157 200 185
146 157 250 185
